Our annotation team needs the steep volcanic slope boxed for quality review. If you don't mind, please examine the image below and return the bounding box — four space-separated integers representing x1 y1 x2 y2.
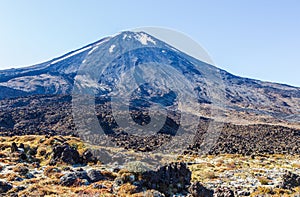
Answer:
0 31 299 127
0 94 299 155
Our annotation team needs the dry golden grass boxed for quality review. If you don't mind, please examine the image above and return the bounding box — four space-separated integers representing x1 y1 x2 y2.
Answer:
12 163 29 176
117 183 139 196
250 186 298 197
44 166 64 179
0 135 299 196
6 173 18 181
0 135 94 167
291 163 300 169
257 176 270 185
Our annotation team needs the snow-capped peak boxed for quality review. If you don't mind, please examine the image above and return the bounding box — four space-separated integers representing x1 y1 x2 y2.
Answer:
134 32 156 45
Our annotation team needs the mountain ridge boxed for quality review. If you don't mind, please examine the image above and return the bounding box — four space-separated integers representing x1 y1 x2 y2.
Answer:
0 31 299 128
0 31 299 89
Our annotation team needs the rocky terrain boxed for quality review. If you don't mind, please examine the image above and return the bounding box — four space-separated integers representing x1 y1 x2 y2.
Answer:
0 135 299 196
0 94 299 157
0 94 299 196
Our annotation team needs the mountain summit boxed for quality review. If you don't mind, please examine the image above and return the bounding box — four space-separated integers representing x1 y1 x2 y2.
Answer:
0 31 299 127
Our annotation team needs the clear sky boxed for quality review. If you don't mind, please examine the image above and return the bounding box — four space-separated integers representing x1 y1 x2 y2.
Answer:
0 0 299 87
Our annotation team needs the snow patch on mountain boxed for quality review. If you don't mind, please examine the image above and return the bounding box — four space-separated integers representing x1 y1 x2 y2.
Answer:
50 46 92 65
88 46 99 55
170 47 179 52
95 38 110 46
134 33 156 45
109 45 116 53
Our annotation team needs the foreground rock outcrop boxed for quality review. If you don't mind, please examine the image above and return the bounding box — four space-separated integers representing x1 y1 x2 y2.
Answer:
279 171 300 189
142 162 192 196
0 135 299 196
188 182 214 197
51 144 81 165
0 181 13 193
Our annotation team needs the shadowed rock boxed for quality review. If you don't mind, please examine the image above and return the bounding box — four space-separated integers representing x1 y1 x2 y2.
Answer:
0 181 13 193
279 171 300 189
50 143 81 165
188 182 213 197
142 162 191 196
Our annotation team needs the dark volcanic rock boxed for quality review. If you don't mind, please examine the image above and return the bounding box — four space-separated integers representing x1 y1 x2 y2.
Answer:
188 182 213 197
59 168 109 187
50 143 81 165
0 94 300 156
189 123 300 156
87 169 104 183
82 150 98 164
0 113 15 129
60 170 104 186
10 142 18 153
0 181 13 193
142 162 191 196
0 95 75 137
19 152 27 161
74 170 90 181
60 173 78 186
279 171 300 189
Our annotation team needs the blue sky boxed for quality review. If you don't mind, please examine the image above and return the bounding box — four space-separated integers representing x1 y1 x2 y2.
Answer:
0 0 299 86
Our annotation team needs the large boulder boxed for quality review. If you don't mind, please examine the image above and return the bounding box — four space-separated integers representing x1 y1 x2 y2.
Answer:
142 162 191 196
0 181 13 193
10 142 18 153
82 150 98 164
188 182 213 197
87 169 105 183
50 143 81 165
279 171 300 189
60 173 78 186
73 170 90 181
60 169 106 186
